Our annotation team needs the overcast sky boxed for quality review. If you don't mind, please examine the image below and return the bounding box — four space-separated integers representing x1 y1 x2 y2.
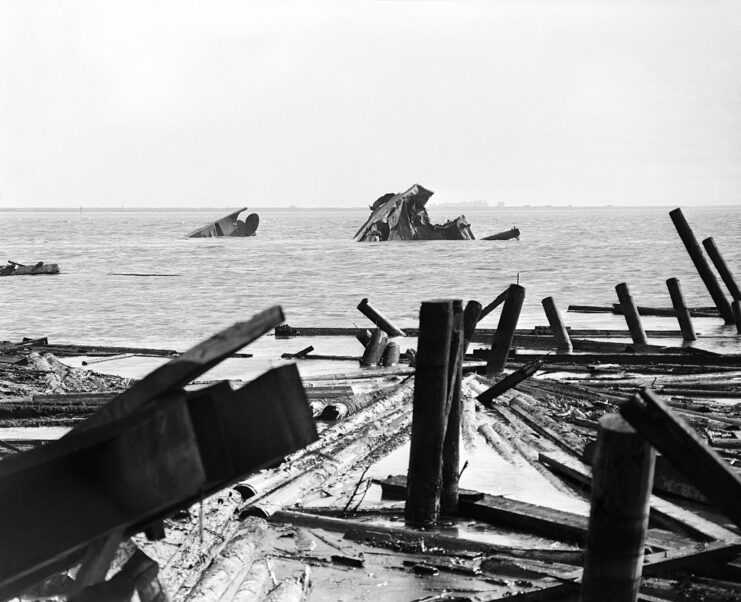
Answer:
1 0 740 208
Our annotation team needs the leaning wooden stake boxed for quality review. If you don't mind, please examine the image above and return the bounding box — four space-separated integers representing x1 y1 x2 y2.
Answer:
581 414 655 602
486 284 525 377
479 289 509 322
360 329 388 366
734 301 741 335
542 296 572 352
665 278 696 342
615 283 648 349
669 208 734 323
357 298 406 337
405 300 454 527
703 237 741 301
441 300 464 515
621 387 741 530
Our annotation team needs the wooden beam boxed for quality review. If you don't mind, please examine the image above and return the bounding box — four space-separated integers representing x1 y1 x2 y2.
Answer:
0 364 316 601
538 450 738 542
68 307 285 436
621 388 741 532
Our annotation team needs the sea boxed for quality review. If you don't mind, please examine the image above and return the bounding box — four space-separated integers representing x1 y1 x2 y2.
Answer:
1 205 740 352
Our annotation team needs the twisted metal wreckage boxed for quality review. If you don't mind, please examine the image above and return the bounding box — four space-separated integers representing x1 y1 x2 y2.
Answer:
353 184 520 242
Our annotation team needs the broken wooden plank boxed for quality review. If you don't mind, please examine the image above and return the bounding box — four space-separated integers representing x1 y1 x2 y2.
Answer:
621 388 741 532
538 450 739 542
476 360 542 406
67 307 284 436
0 363 316 601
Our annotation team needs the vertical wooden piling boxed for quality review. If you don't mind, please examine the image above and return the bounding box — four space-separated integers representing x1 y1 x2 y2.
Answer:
615 283 648 349
381 341 400 367
462 300 483 352
541 296 573 352
357 298 406 337
486 284 525 377
360 329 388 366
406 300 454 527
703 237 741 301
441 301 464 515
581 414 655 602
733 301 741 335
669 208 734 323
665 278 696 342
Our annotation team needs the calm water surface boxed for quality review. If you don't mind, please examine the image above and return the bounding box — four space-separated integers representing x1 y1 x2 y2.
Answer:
1 206 740 350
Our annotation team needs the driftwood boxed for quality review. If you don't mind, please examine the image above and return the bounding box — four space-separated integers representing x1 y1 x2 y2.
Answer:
319 380 412 420
185 518 267 602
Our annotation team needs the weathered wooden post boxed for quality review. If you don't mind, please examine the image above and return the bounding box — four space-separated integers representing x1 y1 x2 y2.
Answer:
381 341 400 367
356 329 372 348
581 414 655 602
669 208 734 323
360 329 388 366
406 300 454 527
541 296 573 352
615 283 648 349
462 300 483 349
357 298 406 337
441 300 464 515
486 284 525 377
665 278 696 342
703 237 741 301
733 301 741 335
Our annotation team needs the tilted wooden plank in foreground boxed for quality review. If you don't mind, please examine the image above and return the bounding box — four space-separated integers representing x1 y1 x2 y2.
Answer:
67 307 285 436
0 363 316 601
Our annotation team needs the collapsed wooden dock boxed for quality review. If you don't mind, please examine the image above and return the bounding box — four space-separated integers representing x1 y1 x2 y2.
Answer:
1 206 741 601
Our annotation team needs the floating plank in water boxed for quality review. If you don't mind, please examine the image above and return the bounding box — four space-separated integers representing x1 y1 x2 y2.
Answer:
107 273 183 277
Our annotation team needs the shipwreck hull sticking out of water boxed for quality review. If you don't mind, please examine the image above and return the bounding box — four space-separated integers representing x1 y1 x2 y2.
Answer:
353 184 475 242
187 207 259 238
0 261 60 276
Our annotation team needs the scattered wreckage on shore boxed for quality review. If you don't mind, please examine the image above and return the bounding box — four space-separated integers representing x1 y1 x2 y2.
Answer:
353 184 520 242
1 208 740 600
187 207 259 238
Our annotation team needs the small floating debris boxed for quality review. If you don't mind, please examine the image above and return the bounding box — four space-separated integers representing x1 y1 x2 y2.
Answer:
187 207 259 238
107 273 183 277
0 260 60 276
482 227 520 241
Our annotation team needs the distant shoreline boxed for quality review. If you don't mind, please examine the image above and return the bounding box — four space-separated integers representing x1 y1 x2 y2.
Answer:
0 204 734 212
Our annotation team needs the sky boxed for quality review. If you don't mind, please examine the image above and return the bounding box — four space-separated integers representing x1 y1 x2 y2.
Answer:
1 0 740 208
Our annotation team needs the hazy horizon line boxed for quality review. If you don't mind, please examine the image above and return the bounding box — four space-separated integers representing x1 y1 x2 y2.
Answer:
1 204 738 213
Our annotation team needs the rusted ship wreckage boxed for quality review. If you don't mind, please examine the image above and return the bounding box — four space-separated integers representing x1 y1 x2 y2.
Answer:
187 207 259 238
354 184 521 242
0 261 59 277
353 184 476 241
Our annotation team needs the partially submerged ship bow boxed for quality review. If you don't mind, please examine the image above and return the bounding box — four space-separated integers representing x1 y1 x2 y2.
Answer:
353 184 475 242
